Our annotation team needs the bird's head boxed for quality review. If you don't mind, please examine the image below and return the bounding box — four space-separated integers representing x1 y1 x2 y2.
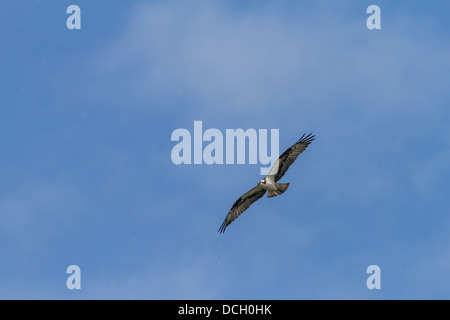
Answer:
257 178 266 186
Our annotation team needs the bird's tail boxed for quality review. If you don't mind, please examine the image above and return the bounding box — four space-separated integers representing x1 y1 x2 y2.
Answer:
267 183 290 198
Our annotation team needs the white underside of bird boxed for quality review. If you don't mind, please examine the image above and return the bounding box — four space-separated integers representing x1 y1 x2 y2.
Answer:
257 175 290 198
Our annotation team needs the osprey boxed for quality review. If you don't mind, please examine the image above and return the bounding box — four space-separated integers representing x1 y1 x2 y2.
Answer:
218 133 315 233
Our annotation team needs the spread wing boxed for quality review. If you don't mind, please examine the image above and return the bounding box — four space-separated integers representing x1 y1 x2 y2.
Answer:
268 133 315 182
218 185 267 233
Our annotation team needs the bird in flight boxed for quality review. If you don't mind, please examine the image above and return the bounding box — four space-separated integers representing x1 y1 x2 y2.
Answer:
218 133 315 233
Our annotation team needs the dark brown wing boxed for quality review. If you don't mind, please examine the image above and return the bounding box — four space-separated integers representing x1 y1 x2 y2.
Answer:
218 186 267 233
268 133 315 182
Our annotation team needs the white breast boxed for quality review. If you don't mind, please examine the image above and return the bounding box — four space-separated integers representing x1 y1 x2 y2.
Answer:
264 175 278 191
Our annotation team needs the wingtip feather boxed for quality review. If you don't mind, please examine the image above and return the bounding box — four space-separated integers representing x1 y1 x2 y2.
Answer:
297 132 315 144
218 219 228 234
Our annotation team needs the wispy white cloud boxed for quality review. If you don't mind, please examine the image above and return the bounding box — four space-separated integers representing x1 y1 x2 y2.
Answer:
92 0 450 122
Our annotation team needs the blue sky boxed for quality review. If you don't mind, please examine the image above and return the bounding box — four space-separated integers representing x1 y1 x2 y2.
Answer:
1 0 449 299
